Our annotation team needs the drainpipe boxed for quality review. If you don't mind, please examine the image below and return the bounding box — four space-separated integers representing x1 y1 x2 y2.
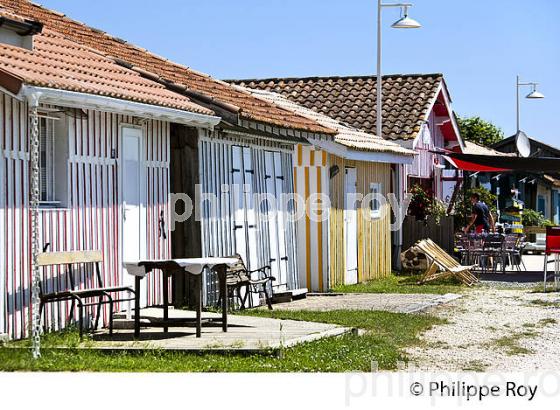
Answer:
27 91 42 359
393 164 403 271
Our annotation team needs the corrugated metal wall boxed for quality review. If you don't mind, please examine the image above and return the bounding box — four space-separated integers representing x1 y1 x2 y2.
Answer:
0 91 170 339
199 131 298 304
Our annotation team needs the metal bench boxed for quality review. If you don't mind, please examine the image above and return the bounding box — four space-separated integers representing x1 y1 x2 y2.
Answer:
38 250 135 338
220 253 275 310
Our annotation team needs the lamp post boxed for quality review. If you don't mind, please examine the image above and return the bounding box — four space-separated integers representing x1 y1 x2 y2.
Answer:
377 2 420 271
376 1 421 139
516 75 544 133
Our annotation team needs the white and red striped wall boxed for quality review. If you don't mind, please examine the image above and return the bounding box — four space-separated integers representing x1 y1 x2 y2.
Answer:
0 90 171 339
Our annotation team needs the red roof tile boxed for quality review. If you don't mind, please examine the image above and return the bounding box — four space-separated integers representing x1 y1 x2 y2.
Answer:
231 74 444 140
0 0 334 135
0 11 213 115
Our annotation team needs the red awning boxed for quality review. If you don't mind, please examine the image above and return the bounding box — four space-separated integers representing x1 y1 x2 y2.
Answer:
443 155 511 172
443 151 560 172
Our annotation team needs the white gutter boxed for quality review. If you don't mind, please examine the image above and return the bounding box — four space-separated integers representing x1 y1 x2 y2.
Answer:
20 86 221 129
311 138 414 165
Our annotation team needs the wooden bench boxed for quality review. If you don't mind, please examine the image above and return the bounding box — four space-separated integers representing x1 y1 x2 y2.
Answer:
414 239 479 286
38 250 135 338
220 253 275 310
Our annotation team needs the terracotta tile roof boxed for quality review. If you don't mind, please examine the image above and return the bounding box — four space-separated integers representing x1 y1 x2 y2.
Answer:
248 88 415 156
462 141 515 157
0 0 334 135
0 11 213 115
230 74 444 140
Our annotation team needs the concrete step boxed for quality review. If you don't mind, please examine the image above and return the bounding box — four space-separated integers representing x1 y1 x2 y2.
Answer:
271 287 308 304
112 318 151 329
290 288 308 300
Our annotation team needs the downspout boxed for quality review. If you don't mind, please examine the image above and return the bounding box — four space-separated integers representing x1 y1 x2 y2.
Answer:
27 91 42 358
392 164 403 271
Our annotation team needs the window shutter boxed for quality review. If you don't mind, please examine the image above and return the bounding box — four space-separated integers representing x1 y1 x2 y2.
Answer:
39 118 56 203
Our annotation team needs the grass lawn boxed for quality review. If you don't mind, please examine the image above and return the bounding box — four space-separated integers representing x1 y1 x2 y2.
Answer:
332 272 465 295
0 310 444 372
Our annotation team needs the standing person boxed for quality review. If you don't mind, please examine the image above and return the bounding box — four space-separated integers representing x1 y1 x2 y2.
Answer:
463 193 495 234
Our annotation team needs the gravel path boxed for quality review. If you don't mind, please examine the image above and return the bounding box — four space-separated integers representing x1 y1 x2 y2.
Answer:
406 287 560 371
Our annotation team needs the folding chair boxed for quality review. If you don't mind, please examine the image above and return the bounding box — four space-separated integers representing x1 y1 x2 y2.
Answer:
543 227 560 291
415 239 479 286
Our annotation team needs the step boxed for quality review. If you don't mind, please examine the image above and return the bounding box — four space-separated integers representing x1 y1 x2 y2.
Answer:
271 287 308 304
290 288 308 300
112 318 151 330
271 292 292 304
0 333 8 343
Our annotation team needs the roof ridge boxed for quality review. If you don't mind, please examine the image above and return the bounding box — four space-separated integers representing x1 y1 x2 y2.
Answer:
228 73 444 83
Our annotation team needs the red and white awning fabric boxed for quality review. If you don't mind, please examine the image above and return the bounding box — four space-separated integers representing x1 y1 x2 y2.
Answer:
438 149 560 173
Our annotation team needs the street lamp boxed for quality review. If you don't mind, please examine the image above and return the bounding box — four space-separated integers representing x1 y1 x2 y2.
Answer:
377 2 420 272
376 2 421 139
516 75 544 133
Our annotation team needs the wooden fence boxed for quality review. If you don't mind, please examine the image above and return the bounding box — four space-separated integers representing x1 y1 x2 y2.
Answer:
402 215 455 254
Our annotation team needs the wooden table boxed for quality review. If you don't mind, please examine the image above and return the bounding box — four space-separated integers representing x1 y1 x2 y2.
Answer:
124 257 237 338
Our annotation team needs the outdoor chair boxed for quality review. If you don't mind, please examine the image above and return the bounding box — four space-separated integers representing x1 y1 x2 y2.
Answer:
504 234 526 271
218 253 275 310
454 232 469 264
543 227 560 291
414 238 478 286
480 233 506 274
38 250 135 338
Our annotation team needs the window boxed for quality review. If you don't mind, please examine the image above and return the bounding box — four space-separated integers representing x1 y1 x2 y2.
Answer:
38 116 68 207
370 182 382 219
39 117 55 203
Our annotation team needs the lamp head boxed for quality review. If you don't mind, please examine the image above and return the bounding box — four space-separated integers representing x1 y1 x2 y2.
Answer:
526 83 544 99
391 5 422 29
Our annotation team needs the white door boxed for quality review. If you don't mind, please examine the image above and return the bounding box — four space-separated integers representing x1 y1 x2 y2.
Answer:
0 149 5 335
344 167 358 284
264 151 289 292
231 146 259 305
122 127 143 288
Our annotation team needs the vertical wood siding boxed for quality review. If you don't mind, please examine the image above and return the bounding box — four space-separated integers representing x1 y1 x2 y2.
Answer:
199 132 298 304
328 155 392 287
404 112 447 201
292 144 329 292
0 91 170 339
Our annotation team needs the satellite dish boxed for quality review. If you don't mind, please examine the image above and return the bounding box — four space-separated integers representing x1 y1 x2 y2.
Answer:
515 130 531 158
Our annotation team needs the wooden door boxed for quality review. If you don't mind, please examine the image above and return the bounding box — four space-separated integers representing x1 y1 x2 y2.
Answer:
344 167 358 284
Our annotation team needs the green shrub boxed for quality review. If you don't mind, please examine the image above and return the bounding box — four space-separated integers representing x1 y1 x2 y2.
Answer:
522 209 554 227
454 186 497 229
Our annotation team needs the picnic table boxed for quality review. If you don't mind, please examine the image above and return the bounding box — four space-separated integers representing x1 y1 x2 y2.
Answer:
124 257 238 338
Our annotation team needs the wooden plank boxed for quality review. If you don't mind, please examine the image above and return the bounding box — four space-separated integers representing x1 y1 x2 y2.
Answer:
37 250 103 266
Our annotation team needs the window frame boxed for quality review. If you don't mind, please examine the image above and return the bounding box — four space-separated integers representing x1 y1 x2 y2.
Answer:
369 182 382 219
37 115 68 208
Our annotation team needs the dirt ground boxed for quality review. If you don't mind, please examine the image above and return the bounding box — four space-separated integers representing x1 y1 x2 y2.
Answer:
405 285 560 371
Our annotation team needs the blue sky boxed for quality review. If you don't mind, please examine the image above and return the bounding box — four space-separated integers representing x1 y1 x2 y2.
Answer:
40 0 559 146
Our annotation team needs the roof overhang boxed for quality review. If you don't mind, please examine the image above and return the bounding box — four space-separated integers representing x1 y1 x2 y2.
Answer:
0 68 23 95
423 81 465 151
20 86 221 129
311 138 414 165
